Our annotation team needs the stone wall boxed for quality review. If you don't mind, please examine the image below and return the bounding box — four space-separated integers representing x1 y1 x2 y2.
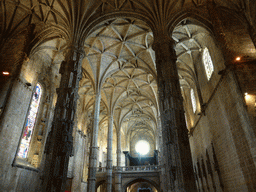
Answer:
182 29 256 191
187 58 256 191
189 73 250 191
0 52 57 191
0 78 40 192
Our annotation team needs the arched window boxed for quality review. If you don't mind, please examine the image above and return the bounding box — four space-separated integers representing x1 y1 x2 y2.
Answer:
18 83 42 158
202 47 214 80
191 88 196 113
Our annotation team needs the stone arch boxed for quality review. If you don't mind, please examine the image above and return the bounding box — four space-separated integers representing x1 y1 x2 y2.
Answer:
81 12 155 44
29 60 56 160
169 14 221 100
96 179 106 189
29 28 67 57
96 179 115 192
123 178 160 192
167 9 214 35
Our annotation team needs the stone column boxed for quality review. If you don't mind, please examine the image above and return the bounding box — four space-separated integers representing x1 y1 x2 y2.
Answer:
116 131 122 167
156 116 162 164
123 151 129 166
106 115 114 192
71 130 86 191
87 91 101 192
157 115 167 191
115 130 122 192
152 33 197 191
42 45 84 192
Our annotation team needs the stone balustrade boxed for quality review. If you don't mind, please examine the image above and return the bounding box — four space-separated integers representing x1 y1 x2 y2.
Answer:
96 165 161 173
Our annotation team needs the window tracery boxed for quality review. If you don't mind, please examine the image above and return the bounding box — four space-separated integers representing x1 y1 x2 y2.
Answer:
18 83 42 158
203 47 214 80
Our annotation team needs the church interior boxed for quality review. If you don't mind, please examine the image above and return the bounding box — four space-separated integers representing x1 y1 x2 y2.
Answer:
0 0 256 192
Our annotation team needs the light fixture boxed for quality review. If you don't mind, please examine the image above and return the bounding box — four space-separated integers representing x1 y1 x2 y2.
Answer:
2 71 9 75
236 57 241 61
245 92 251 100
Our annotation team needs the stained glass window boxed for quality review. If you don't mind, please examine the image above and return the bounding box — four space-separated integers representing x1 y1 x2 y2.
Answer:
203 47 214 80
18 83 42 158
191 88 196 113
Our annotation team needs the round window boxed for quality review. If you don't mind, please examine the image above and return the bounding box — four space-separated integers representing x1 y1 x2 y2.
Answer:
135 140 150 155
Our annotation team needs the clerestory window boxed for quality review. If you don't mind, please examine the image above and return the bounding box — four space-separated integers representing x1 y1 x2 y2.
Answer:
202 47 214 80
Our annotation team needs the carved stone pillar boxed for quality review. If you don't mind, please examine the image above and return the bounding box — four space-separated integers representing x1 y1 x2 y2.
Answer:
42 45 84 192
106 115 114 192
157 115 167 191
116 130 122 167
87 92 101 192
115 130 122 192
152 33 197 191
156 116 163 165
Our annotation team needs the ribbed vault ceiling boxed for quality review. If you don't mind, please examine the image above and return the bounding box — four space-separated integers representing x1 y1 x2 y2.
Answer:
78 17 225 149
173 20 210 89
2 0 256 151
80 18 158 140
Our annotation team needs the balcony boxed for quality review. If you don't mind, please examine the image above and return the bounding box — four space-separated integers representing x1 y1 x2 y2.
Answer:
96 165 161 173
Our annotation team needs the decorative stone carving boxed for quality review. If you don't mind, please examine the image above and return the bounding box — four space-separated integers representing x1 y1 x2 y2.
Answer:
42 46 84 192
152 32 197 191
